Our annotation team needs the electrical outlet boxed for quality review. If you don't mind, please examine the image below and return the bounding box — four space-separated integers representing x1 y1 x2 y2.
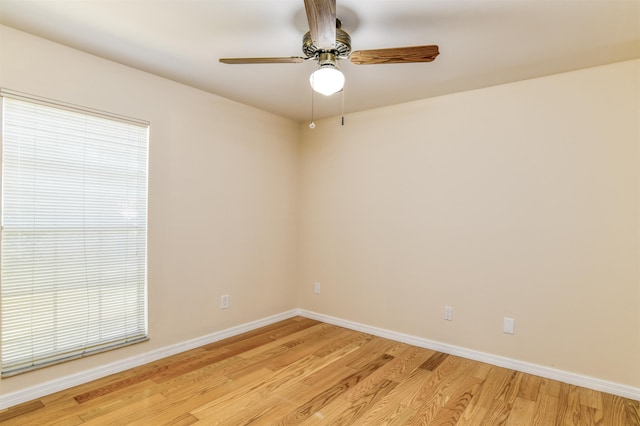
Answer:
504 317 515 334
444 306 453 321
313 282 321 294
220 294 229 309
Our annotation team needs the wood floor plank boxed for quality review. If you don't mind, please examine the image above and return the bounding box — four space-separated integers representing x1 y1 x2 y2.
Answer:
504 396 536 425
344 336 398 370
415 374 483 425
156 358 235 399
261 317 323 340
257 342 365 400
127 368 274 425
1 393 83 426
517 372 542 402
148 346 235 384
481 400 512 425
220 324 357 380
311 327 374 358
201 317 319 352
294 396 353 426
377 405 418 425
345 344 436 406
77 379 164 422
72 348 217 404
601 392 640 426
557 383 583 425
406 357 480 424
580 405 605 426
80 392 167 426
158 412 199 426
468 360 492 380
579 386 603 410
330 378 398 425
419 351 449 371
531 392 559 425
442 374 484 412
385 346 437 382
404 354 464 410
625 397 640 424
300 349 363 390
0 400 45 423
3 413 83 426
494 369 525 404
456 402 488 426
275 353 395 424
261 325 349 371
213 396 298 425
453 366 511 423
223 344 292 379
539 376 562 397
191 345 360 423
190 384 272 424
2 317 636 425
341 345 426 403
235 322 328 360
6 376 152 426
356 368 432 424
0 396 82 426
301 333 384 385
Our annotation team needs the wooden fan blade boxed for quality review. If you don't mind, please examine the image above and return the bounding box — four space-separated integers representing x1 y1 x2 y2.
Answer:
219 57 305 64
350 45 440 65
304 0 336 50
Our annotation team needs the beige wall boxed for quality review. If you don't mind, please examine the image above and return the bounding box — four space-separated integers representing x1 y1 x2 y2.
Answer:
0 25 300 395
298 60 640 387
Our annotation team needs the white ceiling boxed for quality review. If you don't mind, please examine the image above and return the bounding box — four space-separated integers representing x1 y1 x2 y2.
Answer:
1 0 638 122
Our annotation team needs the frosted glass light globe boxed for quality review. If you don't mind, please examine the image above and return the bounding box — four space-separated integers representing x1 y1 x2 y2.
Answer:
310 66 345 96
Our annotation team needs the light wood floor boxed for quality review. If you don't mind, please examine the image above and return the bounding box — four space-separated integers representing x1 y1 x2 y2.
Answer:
1 317 638 425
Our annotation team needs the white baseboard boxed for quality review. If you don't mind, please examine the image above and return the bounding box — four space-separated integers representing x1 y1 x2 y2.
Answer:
0 310 299 410
2 308 637 411
297 309 640 401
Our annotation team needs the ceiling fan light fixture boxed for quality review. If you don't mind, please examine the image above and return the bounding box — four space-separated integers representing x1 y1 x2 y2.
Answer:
310 52 344 96
310 64 344 96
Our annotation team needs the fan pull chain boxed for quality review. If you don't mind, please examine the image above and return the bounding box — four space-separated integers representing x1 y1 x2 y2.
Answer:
309 75 316 129
341 85 345 126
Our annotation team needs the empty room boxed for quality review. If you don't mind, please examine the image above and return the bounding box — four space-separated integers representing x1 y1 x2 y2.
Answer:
0 0 638 424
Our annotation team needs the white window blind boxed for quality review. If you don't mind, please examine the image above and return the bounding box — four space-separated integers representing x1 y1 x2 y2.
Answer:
1 92 149 377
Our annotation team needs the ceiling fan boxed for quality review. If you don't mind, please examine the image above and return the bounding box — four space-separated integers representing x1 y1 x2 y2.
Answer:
219 0 439 96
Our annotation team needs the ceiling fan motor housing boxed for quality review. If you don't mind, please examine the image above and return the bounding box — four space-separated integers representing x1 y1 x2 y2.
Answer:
303 19 352 59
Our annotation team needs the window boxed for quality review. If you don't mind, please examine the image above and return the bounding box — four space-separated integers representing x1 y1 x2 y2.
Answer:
0 90 149 377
